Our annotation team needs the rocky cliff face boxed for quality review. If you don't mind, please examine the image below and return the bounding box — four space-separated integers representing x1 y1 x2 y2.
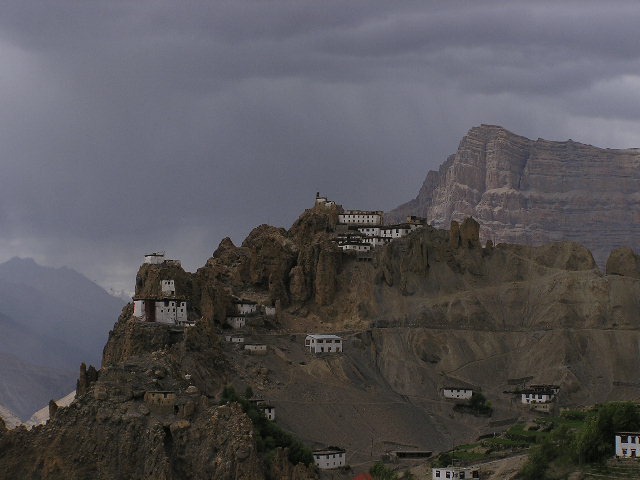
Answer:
0 308 317 479
388 124 640 267
5 196 640 475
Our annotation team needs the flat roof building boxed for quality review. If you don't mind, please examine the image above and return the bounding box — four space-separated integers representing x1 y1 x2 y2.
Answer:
616 432 640 458
305 334 343 353
432 466 479 479
313 447 346 470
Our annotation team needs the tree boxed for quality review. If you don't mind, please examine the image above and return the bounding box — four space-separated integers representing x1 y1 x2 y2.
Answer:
370 461 398 480
244 386 254 400
575 402 640 464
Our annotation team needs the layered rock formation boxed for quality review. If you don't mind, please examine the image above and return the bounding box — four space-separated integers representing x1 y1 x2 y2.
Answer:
388 124 640 267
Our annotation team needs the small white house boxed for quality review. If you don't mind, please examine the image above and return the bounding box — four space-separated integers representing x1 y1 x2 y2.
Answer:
521 392 555 404
263 405 275 420
226 316 246 329
521 385 559 404
312 448 346 469
224 335 244 343
339 242 371 253
161 280 175 295
144 252 165 264
616 432 640 458
432 466 480 479
264 306 276 317
244 344 267 354
443 388 474 400
305 334 343 353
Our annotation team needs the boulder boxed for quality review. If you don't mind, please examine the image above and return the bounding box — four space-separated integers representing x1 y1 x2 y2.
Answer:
606 246 640 279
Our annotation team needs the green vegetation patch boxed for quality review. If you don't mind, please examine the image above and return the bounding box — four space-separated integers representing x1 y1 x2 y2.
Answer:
519 402 640 480
220 386 314 466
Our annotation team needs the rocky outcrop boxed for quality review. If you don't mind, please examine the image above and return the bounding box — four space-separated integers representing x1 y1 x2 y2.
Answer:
388 124 640 267
76 362 99 397
0 308 313 479
269 448 318 480
0 400 270 479
606 247 640 279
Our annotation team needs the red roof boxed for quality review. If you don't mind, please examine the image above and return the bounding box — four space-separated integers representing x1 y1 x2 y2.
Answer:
352 474 375 480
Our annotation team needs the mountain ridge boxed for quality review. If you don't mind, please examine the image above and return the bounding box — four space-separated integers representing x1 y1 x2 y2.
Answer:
0 257 125 419
387 124 640 267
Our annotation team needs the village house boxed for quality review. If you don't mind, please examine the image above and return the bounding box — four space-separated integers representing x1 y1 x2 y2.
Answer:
615 432 640 458
244 344 267 354
263 404 275 420
226 316 246 329
233 299 258 315
521 385 559 404
432 466 480 479
305 334 343 353
144 391 176 406
264 306 276 316
144 391 177 414
442 387 474 400
247 397 274 418
313 447 346 469
133 280 188 325
224 335 244 343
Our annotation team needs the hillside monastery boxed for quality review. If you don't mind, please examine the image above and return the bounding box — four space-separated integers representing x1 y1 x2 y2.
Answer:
315 193 426 256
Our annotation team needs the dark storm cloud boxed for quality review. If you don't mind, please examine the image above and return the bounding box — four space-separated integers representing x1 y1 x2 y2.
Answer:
0 1 638 292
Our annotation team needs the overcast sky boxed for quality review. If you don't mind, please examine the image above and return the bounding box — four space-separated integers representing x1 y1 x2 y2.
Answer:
1 1 640 294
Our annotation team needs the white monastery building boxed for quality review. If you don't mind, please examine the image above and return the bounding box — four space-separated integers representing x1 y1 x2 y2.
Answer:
226 316 246 329
315 192 336 207
161 280 175 295
432 466 480 479
616 432 640 458
443 388 474 400
339 242 371 253
234 299 258 315
313 193 426 255
143 252 181 267
305 334 343 353
133 280 187 325
144 252 165 264
313 448 346 469
338 210 384 226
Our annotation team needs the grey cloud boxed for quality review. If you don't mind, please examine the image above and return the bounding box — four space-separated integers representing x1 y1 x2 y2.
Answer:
0 1 639 293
